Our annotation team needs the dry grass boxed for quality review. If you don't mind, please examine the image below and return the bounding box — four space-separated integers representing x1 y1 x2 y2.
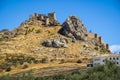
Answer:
0 20 104 76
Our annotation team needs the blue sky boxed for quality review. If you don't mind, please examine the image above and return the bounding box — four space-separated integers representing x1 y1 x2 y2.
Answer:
0 0 120 52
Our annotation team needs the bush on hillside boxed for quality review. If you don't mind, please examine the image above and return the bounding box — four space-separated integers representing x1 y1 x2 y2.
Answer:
0 61 120 80
76 59 82 63
6 66 11 72
36 29 41 33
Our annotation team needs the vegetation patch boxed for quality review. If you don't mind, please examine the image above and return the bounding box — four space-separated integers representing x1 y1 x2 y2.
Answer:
0 61 120 80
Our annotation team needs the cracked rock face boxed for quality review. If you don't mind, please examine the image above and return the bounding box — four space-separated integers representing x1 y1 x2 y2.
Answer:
59 16 87 40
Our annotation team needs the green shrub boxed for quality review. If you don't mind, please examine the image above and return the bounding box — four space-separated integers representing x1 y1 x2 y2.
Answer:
83 45 86 48
36 29 41 33
19 60 24 65
34 60 39 64
101 48 106 53
0 61 120 80
6 66 11 72
0 38 3 41
0 74 13 80
25 28 34 35
76 59 82 63
31 28 34 32
52 74 65 80
94 46 99 50
50 59 56 62
60 59 65 64
40 58 47 63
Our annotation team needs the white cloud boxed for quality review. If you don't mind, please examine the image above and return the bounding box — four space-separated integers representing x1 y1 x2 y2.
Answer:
110 45 120 53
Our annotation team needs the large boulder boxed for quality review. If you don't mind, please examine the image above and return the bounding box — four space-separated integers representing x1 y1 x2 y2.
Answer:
42 38 68 48
59 16 87 40
42 40 52 47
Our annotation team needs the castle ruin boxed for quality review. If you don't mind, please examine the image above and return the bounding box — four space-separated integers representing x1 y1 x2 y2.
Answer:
30 12 59 26
87 33 110 50
106 44 109 50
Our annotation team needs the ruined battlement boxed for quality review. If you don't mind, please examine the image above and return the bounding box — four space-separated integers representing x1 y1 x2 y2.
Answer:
87 33 109 50
29 12 59 26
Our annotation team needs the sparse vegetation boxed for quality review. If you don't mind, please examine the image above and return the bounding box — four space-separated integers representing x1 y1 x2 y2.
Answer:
0 38 3 41
50 58 56 62
49 32 54 35
94 46 99 50
76 59 82 63
83 45 86 48
79 52 83 55
6 66 11 72
36 29 41 33
0 53 50 71
40 57 47 63
101 48 107 53
31 28 35 32
60 59 65 64
0 12 113 80
46 30 50 33
22 63 29 69
25 27 34 35
0 61 120 80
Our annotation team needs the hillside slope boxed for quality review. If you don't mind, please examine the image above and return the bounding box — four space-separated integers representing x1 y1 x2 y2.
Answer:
0 12 111 76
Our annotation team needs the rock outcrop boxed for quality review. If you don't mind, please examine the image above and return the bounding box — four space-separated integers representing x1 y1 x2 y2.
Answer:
0 28 25 41
59 16 87 40
0 30 15 41
42 38 68 48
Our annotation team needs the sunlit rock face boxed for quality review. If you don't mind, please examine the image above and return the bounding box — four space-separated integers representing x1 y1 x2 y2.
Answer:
59 16 87 40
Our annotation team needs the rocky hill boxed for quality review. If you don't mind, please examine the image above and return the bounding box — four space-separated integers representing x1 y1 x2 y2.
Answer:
0 12 111 76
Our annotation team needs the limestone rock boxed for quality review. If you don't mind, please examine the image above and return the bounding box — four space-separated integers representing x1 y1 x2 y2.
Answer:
0 28 26 41
42 40 52 47
42 38 68 48
0 31 15 41
59 16 87 40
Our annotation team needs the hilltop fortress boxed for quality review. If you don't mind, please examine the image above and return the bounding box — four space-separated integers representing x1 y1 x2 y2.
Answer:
26 12 108 52
0 12 113 77
29 12 59 26
87 33 109 50
29 12 110 51
0 12 110 55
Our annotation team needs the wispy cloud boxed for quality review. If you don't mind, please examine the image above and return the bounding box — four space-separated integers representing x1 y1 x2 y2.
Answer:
110 45 120 53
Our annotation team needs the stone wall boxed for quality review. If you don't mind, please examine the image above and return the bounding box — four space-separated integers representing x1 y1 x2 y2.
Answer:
29 12 59 26
87 33 95 39
87 33 110 50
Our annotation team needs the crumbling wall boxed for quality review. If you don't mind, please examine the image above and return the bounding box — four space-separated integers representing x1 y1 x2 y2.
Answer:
48 12 58 26
29 12 59 26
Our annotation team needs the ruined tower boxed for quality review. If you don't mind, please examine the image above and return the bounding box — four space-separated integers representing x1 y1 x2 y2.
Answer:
48 12 58 26
95 33 98 39
29 12 59 26
45 17 49 26
48 12 56 20
106 44 109 50
99 36 102 44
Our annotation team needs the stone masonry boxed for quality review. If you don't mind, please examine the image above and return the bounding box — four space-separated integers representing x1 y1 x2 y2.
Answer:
30 12 59 26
